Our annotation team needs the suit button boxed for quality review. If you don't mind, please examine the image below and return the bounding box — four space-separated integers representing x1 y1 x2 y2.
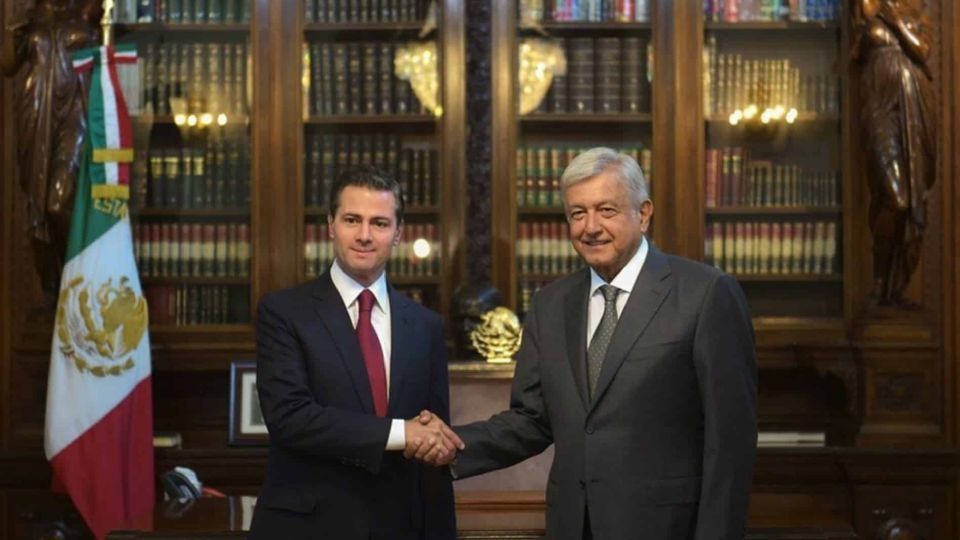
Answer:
585 426 595 434
578 479 586 488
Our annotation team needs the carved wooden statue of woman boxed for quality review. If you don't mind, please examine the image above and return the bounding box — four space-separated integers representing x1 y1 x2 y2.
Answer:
854 0 937 307
1 0 102 297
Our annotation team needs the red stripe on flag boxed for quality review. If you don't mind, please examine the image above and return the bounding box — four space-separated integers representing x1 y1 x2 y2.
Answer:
49 376 155 540
107 45 133 186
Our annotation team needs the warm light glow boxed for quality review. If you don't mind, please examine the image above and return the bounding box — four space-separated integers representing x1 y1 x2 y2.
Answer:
772 105 785 119
785 108 799 124
761 110 772 124
413 238 431 259
174 114 187 126
728 110 743 126
217 113 228 126
518 38 566 115
395 42 441 117
743 104 758 120
187 114 198 127
200 113 213 126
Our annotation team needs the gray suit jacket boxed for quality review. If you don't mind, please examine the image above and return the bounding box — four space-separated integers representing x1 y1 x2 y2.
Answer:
453 246 757 540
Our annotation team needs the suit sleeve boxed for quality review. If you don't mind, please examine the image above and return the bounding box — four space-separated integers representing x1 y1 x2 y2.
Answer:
692 273 758 540
420 313 457 540
451 295 553 478
256 296 392 474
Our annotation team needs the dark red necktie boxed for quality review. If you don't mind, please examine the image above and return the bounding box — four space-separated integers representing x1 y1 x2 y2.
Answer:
357 289 388 417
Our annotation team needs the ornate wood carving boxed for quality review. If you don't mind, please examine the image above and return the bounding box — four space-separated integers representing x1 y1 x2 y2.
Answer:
874 373 925 413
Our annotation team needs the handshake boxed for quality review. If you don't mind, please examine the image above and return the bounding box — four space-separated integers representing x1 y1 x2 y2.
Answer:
403 410 464 467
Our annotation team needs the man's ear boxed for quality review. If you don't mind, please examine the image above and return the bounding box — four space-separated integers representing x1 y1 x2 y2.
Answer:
393 222 403 246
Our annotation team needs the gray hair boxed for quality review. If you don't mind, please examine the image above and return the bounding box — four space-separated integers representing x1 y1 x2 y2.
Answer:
560 147 650 209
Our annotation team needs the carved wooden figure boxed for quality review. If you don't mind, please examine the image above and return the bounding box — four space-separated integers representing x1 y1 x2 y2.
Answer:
853 0 937 307
1 0 102 297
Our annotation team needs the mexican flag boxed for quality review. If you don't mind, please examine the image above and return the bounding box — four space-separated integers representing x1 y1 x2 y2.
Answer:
44 44 154 540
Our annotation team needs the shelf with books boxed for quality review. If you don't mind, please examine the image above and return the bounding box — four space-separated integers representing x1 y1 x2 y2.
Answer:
518 207 566 216
142 277 250 286
304 115 437 125
537 21 654 33
304 205 439 216
732 274 843 283
133 208 250 218
704 21 838 31
132 115 251 126
114 23 251 34
706 206 841 216
303 22 424 34
521 113 652 123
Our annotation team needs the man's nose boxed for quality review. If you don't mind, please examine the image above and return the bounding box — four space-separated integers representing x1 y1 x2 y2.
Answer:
583 212 601 234
357 222 373 242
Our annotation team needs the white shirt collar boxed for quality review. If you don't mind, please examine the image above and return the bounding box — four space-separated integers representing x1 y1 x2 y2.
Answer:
330 260 390 314
589 236 649 297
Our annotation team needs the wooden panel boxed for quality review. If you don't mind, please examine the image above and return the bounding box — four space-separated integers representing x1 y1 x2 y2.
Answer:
855 486 952 540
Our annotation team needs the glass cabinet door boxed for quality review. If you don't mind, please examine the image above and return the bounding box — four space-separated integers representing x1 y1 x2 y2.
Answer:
301 0 444 311
701 0 843 318
513 1 655 318
116 0 254 333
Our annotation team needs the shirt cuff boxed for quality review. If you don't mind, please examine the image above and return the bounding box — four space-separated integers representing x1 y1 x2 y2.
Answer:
386 418 406 451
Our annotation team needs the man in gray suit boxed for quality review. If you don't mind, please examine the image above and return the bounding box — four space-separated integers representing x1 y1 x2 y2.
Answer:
425 148 757 539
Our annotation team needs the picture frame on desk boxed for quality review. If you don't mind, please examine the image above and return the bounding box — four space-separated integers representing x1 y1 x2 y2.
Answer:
229 360 269 445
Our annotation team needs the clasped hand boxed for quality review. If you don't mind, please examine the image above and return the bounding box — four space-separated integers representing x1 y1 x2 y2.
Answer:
403 410 464 467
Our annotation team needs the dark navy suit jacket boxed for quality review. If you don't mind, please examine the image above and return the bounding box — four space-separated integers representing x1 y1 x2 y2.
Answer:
249 272 455 540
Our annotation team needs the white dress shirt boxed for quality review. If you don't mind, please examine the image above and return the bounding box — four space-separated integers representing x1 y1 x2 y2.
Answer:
587 237 649 345
330 260 406 450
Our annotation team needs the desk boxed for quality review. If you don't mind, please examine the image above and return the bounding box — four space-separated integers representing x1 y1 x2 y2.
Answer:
107 496 857 540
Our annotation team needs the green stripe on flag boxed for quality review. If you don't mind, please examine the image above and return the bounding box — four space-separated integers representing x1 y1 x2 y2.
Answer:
65 143 123 261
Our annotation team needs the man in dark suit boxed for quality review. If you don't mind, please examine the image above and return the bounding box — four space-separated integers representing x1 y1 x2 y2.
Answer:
250 166 462 540
432 148 757 539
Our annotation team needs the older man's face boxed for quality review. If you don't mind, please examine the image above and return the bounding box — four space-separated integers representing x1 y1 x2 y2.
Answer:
564 170 653 282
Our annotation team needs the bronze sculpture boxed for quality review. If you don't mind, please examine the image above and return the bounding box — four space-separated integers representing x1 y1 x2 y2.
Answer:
853 0 937 307
1 0 102 296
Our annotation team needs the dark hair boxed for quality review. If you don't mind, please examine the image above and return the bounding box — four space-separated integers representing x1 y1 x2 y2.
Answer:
327 165 405 224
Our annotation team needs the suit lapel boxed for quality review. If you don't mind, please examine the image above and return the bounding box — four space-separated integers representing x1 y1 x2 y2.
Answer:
311 272 375 415
387 286 412 415
589 246 673 411
563 270 591 411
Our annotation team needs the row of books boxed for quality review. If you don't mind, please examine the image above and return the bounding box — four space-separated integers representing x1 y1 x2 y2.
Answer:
522 0 652 22
305 134 438 209
138 137 251 210
704 0 839 22
539 37 652 115
705 148 839 208
305 42 422 117
517 145 652 209
116 0 252 23
140 42 249 116
517 221 586 276
704 37 838 116
304 0 426 23
133 223 251 278
146 285 251 326
705 220 838 275
304 223 441 279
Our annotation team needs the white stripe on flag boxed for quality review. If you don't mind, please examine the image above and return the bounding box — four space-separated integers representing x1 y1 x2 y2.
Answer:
44 221 151 459
99 48 120 185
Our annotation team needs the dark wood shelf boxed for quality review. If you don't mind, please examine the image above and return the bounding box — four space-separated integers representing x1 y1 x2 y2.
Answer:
131 114 250 125
522 112 652 123
304 114 436 125
537 21 652 31
115 23 250 33
390 276 441 286
304 205 439 216
706 112 839 124
304 22 423 33
134 208 250 218
518 207 565 216
707 206 842 217
520 273 579 281
733 273 842 283
141 276 250 286
704 20 839 31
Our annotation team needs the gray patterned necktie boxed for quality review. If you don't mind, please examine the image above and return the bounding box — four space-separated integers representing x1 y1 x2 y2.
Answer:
588 285 621 399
